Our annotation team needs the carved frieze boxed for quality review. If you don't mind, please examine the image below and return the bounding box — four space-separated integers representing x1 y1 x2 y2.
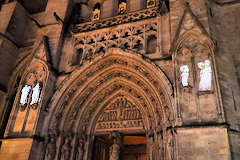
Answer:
73 20 158 63
96 97 144 131
72 7 158 33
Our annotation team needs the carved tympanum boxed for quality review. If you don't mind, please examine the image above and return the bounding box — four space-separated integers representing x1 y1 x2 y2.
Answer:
75 138 84 160
109 140 120 160
96 97 144 131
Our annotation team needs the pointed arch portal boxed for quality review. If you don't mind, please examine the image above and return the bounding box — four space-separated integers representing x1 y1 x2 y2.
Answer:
47 48 175 160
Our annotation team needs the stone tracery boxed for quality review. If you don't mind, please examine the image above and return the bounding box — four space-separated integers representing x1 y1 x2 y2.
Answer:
73 19 158 64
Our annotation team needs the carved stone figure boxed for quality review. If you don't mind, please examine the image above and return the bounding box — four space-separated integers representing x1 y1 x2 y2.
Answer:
109 141 120 160
76 139 84 160
180 65 189 87
60 137 72 160
166 130 174 160
45 135 56 160
198 59 212 91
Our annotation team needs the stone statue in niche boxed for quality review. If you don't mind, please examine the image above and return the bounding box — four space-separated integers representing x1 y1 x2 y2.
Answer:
166 130 174 160
180 65 189 87
60 137 72 160
156 131 164 160
147 0 156 8
109 139 120 160
76 138 84 160
198 59 212 91
118 1 127 14
146 129 155 160
19 85 32 111
45 135 56 160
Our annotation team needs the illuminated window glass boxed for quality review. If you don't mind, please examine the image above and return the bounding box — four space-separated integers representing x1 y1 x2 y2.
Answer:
30 83 42 105
198 60 212 91
180 65 189 87
20 85 31 105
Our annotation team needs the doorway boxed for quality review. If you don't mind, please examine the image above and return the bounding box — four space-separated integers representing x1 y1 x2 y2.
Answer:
93 134 146 160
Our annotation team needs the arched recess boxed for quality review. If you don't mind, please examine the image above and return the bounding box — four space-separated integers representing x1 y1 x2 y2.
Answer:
0 54 31 137
173 30 224 123
45 48 175 160
4 58 50 137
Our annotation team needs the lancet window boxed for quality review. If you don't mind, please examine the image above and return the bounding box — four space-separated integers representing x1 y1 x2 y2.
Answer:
118 0 127 14
92 3 101 21
18 67 46 111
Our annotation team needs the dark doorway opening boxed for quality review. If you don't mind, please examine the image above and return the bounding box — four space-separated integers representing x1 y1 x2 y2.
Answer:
93 134 146 160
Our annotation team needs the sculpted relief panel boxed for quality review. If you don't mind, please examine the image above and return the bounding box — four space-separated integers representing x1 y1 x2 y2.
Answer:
73 19 158 64
96 97 144 132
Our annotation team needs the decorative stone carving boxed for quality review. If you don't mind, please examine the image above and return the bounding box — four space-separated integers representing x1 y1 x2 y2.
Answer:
49 50 174 160
73 20 158 64
75 138 84 160
45 135 57 160
96 97 144 131
72 7 159 33
109 140 120 160
60 137 72 160
165 130 175 160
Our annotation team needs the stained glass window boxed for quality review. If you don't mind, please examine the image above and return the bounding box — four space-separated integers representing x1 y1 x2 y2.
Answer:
198 60 212 91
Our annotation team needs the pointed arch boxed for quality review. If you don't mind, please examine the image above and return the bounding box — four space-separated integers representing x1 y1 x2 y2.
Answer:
46 48 175 160
172 6 223 123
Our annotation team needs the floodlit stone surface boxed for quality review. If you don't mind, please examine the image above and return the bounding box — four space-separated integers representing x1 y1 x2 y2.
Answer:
0 0 239 160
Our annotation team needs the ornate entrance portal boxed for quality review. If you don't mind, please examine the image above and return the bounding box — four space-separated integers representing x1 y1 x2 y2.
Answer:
93 134 147 160
47 48 175 160
93 97 146 160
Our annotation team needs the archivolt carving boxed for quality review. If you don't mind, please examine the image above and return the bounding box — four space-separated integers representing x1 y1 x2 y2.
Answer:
47 48 174 160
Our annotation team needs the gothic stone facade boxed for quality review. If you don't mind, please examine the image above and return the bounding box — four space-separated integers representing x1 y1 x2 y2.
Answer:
0 0 239 160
